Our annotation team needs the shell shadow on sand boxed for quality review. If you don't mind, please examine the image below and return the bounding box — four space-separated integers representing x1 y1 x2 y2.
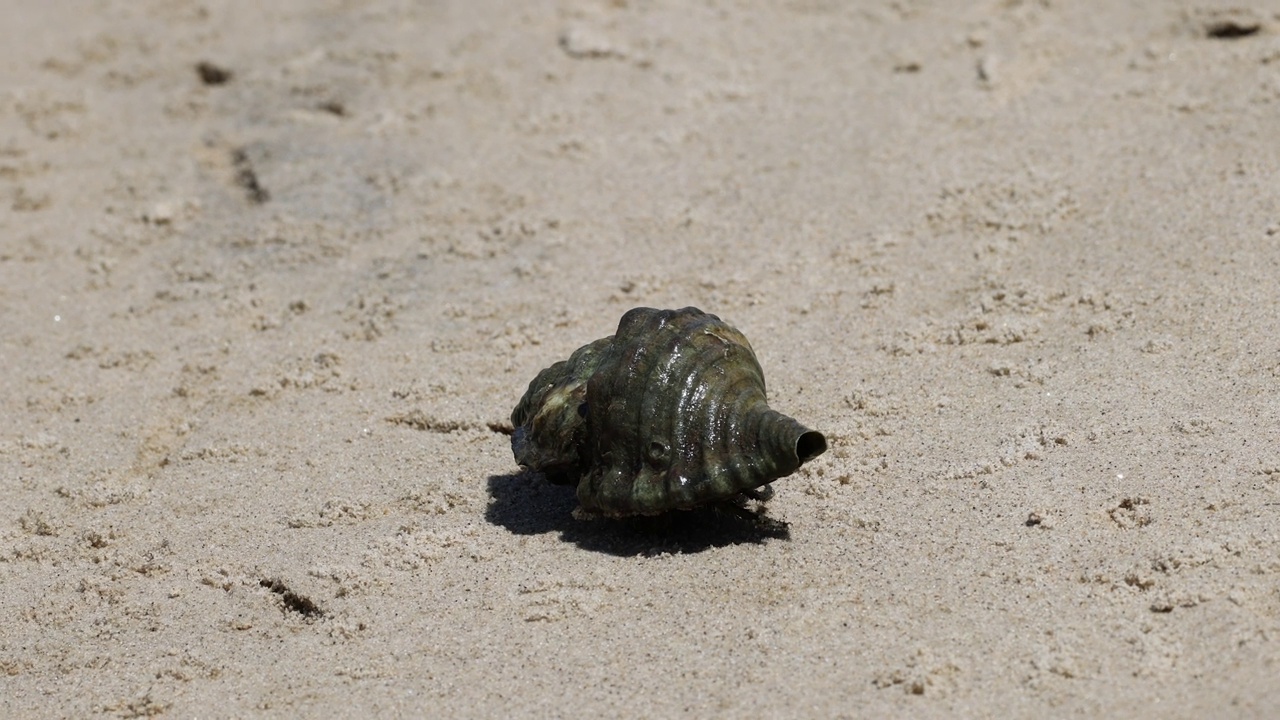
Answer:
485 472 790 556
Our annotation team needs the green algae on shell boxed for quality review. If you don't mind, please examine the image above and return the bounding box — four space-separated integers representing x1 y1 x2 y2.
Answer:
510 307 827 517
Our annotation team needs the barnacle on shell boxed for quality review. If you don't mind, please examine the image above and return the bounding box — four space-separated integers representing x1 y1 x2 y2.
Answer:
510 307 827 517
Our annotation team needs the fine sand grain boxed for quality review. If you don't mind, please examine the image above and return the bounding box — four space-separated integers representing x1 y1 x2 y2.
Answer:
2 1 1279 717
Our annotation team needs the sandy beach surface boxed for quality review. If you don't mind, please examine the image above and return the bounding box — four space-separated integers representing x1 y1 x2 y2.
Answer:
3 1 1279 716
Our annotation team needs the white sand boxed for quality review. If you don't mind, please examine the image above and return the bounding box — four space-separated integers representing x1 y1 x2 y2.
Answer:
2 1 1279 716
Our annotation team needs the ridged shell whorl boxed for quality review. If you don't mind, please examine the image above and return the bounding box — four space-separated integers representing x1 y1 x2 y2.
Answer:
510 307 827 516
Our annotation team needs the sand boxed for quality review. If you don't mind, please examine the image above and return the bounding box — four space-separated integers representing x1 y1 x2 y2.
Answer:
2 0 1279 716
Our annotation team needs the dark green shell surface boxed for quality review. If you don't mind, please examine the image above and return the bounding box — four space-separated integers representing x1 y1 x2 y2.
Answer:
510 307 826 516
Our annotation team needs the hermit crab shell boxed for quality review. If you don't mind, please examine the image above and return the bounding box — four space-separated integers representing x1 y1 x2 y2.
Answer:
510 307 827 516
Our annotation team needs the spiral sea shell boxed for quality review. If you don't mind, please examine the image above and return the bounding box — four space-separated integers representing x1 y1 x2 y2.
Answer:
510 307 827 516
